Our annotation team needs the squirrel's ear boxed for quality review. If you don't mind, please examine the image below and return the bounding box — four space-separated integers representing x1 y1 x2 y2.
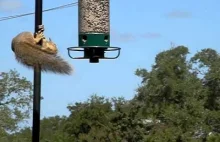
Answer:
49 38 52 41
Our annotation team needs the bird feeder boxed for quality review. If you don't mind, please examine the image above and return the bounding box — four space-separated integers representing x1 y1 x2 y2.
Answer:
67 0 121 63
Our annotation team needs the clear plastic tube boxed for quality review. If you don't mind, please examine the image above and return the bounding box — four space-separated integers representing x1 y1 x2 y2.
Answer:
78 0 110 33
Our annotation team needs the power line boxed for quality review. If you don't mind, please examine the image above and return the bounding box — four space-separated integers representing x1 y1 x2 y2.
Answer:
0 2 78 21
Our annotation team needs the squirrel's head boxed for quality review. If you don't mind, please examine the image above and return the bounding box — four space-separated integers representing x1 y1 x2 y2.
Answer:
47 38 56 47
43 38 58 53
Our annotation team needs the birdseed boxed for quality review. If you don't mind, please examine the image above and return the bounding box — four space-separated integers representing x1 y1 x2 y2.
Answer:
78 0 110 33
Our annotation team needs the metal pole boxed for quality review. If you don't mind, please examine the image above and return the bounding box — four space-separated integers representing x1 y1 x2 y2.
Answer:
32 0 42 142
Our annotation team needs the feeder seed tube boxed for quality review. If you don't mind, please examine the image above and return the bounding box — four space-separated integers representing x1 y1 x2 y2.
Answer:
79 0 110 33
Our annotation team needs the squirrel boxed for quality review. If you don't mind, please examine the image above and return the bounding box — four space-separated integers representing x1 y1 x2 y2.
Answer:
11 26 73 75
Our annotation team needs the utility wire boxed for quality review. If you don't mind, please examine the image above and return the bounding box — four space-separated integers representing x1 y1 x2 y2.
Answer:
0 2 78 21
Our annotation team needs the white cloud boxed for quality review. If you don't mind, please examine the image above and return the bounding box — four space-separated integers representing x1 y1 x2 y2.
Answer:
111 30 136 42
0 0 22 11
111 30 161 43
166 10 192 19
115 33 136 42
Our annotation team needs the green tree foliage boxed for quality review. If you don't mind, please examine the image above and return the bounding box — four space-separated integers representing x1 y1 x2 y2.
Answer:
135 46 212 141
64 95 147 142
191 48 220 110
0 69 32 136
40 116 69 142
5 116 69 142
5 127 32 142
191 48 220 136
64 95 115 142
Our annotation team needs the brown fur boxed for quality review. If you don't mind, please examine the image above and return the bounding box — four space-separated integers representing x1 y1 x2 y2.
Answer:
11 32 73 75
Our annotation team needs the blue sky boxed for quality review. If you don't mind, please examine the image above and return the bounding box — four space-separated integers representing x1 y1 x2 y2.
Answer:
0 0 220 124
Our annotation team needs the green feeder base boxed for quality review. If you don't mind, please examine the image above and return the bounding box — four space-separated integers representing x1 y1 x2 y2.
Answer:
67 33 121 63
79 33 110 47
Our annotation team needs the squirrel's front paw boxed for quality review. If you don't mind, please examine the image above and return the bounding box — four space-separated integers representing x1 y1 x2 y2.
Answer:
34 31 45 44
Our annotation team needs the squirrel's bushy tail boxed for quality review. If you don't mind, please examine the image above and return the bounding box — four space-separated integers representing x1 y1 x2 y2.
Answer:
12 41 73 75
